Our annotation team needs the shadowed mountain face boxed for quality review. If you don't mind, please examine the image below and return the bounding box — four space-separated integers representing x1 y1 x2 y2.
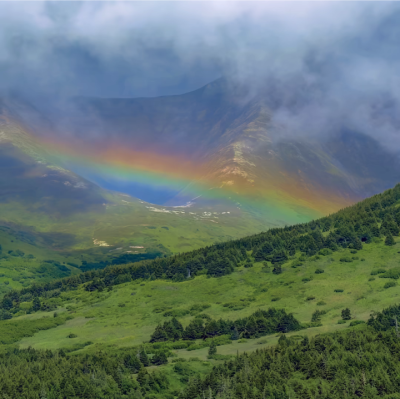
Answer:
1 79 400 254
55 79 400 212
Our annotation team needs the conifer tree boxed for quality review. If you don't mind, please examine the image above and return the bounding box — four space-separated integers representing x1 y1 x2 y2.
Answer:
385 233 395 246
341 308 351 320
139 347 150 367
208 340 217 357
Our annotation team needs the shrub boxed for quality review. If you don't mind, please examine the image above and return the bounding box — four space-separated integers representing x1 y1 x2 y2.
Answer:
271 297 280 302
379 267 400 280
340 257 353 263
384 281 396 289
338 320 347 324
188 357 200 362
306 296 315 301
172 358 187 363
369 277 376 281
315 268 324 274
349 320 365 327
341 308 351 320
118 303 126 307
317 301 326 306
291 259 303 268
350 250 358 254
302 277 312 282
318 248 332 256
334 289 344 293
371 268 386 275
68 333 77 338
311 310 326 322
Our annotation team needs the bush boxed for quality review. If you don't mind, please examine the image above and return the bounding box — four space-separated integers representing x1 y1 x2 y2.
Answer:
341 308 351 320
302 277 312 282
291 259 303 268
306 296 315 301
68 333 77 338
311 310 326 322
188 357 200 362
384 281 396 289
172 358 186 363
334 289 344 292
349 320 365 327
318 248 332 256
379 267 400 280
317 301 326 306
340 257 353 263
369 277 376 281
315 268 324 274
271 297 280 302
371 268 386 275
338 320 347 324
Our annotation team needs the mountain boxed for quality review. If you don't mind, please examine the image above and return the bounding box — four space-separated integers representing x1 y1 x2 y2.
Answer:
0 183 400 397
1 78 400 288
0 98 266 291
60 78 400 216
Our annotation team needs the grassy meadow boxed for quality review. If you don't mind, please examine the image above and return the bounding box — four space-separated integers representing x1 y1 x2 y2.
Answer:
14 236 400 359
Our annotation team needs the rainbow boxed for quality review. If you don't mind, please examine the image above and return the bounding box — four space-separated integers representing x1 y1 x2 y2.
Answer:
33 133 355 226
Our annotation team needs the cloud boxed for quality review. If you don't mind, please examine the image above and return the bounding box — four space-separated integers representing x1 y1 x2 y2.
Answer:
0 2 400 150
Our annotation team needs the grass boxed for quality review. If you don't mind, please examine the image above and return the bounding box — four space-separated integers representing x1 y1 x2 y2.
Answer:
14 237 400 354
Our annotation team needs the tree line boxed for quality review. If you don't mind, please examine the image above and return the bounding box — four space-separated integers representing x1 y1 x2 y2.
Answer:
2 183 400 316
150 308 301 343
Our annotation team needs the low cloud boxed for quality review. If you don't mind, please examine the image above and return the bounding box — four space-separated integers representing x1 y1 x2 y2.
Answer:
1 2 400 150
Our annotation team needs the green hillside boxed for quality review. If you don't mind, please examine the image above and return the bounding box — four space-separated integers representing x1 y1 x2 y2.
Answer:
0 183 400 397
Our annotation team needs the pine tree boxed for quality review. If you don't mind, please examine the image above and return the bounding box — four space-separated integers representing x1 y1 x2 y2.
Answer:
230 327 239 340
139 347 150 367
385 233 395 246
208 340 217 357
341 308 351 320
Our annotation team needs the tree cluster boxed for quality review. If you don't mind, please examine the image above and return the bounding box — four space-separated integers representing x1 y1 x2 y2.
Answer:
150 309 301 343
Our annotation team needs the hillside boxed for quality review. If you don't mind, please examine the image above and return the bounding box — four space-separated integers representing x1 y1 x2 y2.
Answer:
58 79 400 214
0 101 267 291
0 183 399 397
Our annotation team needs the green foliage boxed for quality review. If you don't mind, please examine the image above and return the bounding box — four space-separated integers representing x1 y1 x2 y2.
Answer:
379 267 400 279
179 326 400 399
207 340 217 357
341 308 351 320
334 289 344 292
315 268 324 274
349 320 365 327
150 308 301 343
385 233 396 246
384 281 397 289
311 309 326 322
371 268 386 275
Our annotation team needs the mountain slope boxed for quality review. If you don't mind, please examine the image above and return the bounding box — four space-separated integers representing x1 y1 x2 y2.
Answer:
57 79 400 217
0 102 266 290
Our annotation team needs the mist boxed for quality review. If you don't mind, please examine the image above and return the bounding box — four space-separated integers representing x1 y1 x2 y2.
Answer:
1 2 400 150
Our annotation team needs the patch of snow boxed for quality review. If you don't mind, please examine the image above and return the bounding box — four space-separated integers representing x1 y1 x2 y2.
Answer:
93 239 110 247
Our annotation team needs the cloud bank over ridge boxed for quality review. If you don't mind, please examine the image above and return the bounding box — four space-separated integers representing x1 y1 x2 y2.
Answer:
1 2 400 149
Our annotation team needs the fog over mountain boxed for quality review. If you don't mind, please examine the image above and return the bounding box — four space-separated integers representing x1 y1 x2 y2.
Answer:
1 2 400 152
